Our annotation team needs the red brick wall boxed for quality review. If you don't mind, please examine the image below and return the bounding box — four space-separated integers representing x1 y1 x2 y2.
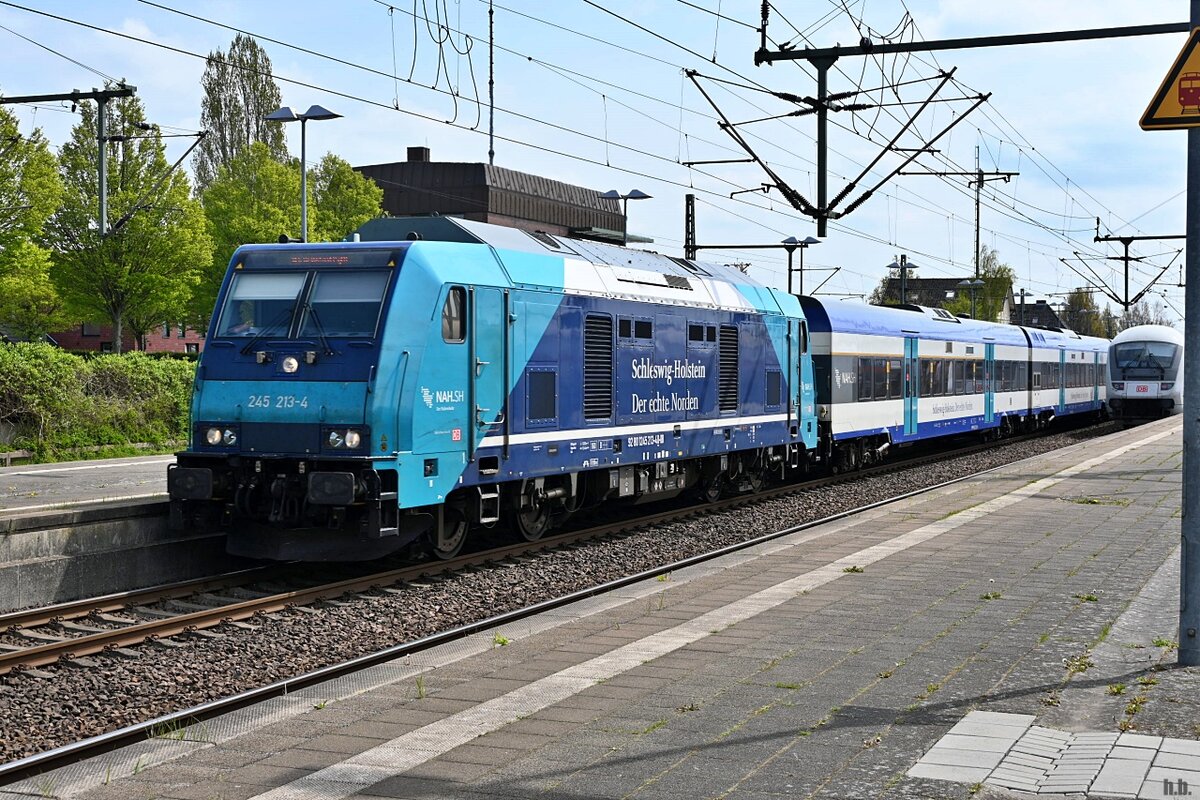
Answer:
51 323 205 353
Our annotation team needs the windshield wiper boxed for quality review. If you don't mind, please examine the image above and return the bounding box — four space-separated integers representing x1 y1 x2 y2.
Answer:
304 303 336 356
239 305 298 356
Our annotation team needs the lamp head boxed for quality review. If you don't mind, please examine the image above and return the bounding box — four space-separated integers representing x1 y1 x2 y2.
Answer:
625 189 651 200
301 104 342 121
264 106 299 123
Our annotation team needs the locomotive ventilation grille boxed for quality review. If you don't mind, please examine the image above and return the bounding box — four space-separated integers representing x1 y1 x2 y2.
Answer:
584 314 614 420
719 325 739 412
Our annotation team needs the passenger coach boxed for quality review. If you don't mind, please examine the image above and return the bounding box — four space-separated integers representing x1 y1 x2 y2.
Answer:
798 298 1106 471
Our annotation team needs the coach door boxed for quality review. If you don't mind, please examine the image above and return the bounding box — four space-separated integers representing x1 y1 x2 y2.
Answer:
984 343 995 423
1058 350 1067 413
903 337 919 437
469 287 508 461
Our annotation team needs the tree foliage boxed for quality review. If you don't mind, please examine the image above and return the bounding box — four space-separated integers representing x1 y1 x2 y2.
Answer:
43 94 211 353
196 144 382 324
0 106 67 339
1058 288 1105 336
192 34 287 194
940 246 1015 323
1119 299 1174 330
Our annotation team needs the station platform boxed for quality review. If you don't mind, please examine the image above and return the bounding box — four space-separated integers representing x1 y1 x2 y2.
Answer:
0 454 171 517
3 415 1191 800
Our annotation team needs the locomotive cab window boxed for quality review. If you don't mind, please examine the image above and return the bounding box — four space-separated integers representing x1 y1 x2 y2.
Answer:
299 271 390 338
442 287 466 342
526 368 557 425
216 272 307 338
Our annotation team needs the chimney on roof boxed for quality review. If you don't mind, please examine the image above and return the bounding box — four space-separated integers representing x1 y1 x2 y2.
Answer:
407 146 431 163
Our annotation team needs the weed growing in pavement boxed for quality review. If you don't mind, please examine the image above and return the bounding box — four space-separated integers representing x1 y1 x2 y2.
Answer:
774 682 802 690
877 669 894 679
842 565 864 573
1067 496 1130 506
1152 637 1179 650
1064 654 1094 674
1118 718 1138 732
1098 622 1113 642
918 682 940 699
657 592 666 610
980 592 1002 600
675 703 699 713
636 719 668 735
35 776 56 797
1075 593 1099 602
133 756 146 774
492 633 510 647
968 781 983 795
1038 633 1050 644
1107 683 1126 696
656 572 671 582
415 675 427 699
1041 691 1060 707
1125 695 1149 716
1136 675 1159 687
313 700 328 710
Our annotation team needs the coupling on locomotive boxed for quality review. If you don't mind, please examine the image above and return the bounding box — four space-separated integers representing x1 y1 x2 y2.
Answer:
169 216 1109 562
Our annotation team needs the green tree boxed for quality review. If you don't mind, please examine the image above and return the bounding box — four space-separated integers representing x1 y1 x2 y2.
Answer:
941 246 1015 322
193 33 287 194
310 153 383 241
197 145 382 324
867 257 918 305
43 93 212 353
0 107 67 339
1058 288 1104 336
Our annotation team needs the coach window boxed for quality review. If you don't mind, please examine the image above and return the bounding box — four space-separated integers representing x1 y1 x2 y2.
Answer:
442 287 466 342
953 360 964 395
873 359 887 400
858 358 873 401
887 360 902 399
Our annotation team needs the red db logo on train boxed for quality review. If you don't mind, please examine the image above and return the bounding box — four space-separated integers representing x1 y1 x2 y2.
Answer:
451 428 462 441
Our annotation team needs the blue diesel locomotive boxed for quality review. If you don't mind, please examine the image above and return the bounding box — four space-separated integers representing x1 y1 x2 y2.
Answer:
169 216 1108 561
169 217 817 560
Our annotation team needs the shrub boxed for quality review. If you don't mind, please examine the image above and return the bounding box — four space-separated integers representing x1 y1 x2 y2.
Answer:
0 343 196 459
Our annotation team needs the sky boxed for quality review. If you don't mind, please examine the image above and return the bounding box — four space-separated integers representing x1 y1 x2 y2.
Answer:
0 0 1190 323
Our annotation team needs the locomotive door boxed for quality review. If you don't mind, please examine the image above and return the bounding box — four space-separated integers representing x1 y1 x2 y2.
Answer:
469 287 508 460
903 337 919 437
984 343 995 423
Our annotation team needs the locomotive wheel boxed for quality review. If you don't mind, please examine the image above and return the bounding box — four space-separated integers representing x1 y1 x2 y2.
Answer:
699 475 725 504
431 511 468 560
513 481 553 541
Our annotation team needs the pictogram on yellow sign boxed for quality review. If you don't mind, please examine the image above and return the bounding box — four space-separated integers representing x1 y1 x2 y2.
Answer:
1143 27 1200 130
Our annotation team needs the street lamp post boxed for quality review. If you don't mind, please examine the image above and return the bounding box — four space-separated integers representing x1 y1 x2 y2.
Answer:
781 236 821 294
599 189 651 245
264 104 342 242
957 278 986 319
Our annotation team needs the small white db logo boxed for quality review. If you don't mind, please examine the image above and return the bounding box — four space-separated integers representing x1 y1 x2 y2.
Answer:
451 428 462 442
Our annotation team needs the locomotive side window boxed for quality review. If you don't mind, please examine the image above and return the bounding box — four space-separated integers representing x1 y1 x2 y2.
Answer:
618 318 632 339
527 369 557 424
688 324 705 342
766 370 782 408
634 320 653 339
442 287 466 342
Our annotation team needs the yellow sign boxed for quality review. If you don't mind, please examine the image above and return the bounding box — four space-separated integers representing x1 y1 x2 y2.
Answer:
1143 27 1200 130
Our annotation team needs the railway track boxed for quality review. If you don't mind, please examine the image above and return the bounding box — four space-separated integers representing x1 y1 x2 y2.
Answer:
0 424 1071 677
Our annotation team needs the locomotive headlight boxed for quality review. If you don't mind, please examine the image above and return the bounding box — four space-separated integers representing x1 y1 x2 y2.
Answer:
328 430 345 448
222 429 238 446
281 355 300 373
205 427 222 445
344 429 362 449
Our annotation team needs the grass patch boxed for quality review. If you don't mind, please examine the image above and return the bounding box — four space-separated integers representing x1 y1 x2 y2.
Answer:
1107 683 1126 696
980 591 1002 600
1152 637 1179 650
1065 496 1131 507
1064 654 1095 674
842 565 864 573
1075 593 1099 602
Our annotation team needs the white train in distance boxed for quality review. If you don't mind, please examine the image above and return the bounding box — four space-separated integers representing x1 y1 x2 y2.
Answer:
1106 325 1184 422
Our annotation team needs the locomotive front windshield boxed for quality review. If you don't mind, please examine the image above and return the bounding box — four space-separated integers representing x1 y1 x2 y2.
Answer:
1111 341 1181 379
215 270 391 339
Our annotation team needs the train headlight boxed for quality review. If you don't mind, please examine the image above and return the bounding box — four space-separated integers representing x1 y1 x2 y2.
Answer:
205 427 222 445
1112 382 1125 391
281 355 300 374
222 429 238 446
328 430 345 448
344 429 362 449
1162 382 1174 391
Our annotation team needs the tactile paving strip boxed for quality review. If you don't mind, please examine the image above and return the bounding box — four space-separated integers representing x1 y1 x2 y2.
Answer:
909 711 1200 797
